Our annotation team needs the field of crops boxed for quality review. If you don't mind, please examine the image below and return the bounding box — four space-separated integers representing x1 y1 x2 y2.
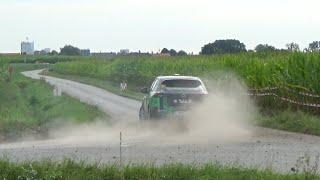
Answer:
51 52 320 93
0 55 92 64
50 52 320 113
3 52 318 112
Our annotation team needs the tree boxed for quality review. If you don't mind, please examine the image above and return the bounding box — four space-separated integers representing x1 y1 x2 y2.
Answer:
286 42 300 52
60 45 81 56
255 44 276 52
169 49 177 56
201 39 246 55
177 50 188 56
50 50 59 55
308 41 320 52
160 48 170 54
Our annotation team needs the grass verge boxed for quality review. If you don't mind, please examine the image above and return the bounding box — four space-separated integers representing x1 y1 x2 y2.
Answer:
45 71 144 101
0 69 106 142
0 159 314 179
256 110 320 136
10 63 50 72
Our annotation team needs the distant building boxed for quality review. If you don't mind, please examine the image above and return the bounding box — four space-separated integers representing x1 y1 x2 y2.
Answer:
43 48 51 54
34 51 41 55
119 49 130 54
21 41 34 55
34 48 51 55
80 49 91 56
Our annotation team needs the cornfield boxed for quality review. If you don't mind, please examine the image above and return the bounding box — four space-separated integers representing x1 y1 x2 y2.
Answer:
51 52 320 112
52 52 320 94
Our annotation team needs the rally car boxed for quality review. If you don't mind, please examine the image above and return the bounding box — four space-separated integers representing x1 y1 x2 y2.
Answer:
139 75 208 120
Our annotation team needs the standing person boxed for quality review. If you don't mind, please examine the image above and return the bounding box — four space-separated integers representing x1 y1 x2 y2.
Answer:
120 81 127 92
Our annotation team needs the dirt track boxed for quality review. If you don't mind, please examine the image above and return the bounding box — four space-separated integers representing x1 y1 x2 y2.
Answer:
1 69 320 172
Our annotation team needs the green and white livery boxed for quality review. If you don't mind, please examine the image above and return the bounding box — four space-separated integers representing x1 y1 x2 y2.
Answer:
139 75 208 120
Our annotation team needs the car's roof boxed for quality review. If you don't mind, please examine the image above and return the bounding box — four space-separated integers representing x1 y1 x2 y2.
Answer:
156 76 201 81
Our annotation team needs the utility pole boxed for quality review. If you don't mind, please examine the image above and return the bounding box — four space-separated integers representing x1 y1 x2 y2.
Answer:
120 131 122 165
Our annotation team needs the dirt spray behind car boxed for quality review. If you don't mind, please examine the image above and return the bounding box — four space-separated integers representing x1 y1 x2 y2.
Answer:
44 75 256 146
180 78 256 143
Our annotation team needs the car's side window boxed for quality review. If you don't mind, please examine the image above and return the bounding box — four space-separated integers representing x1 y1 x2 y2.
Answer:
150 79 158 92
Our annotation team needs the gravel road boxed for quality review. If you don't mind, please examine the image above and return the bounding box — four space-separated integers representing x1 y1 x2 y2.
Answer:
1 69 320 173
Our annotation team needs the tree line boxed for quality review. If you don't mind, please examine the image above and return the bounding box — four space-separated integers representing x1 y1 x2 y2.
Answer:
53 40 320 56
200 40 320 55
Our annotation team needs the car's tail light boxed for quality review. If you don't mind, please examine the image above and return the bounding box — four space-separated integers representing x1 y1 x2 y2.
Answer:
154 92 162 97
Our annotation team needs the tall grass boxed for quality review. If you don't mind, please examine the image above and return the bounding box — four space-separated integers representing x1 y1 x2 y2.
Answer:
0 65 105 141
0 55 96 64
0 159 311 179
256 110 320 135
52 52 320 93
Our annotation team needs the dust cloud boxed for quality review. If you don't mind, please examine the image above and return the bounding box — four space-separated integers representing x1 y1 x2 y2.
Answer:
42 76 256 147
181 78 256 143
1 77 257 148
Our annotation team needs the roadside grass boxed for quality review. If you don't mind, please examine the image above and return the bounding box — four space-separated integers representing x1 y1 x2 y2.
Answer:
0 159 312 179
10 63 50 72
0 70 106 141
46 71 144 101
256 110 320 136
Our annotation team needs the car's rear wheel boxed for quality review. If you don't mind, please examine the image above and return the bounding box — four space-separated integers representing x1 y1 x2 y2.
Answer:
139 106 147 120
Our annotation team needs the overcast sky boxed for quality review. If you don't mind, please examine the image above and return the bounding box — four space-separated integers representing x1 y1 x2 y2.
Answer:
0 0 319 53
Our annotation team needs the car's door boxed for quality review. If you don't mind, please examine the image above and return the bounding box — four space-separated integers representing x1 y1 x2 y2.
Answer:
143 78 158 114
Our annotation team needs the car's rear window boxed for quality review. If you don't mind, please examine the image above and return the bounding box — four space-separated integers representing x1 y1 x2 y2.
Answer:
161 80 201 88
